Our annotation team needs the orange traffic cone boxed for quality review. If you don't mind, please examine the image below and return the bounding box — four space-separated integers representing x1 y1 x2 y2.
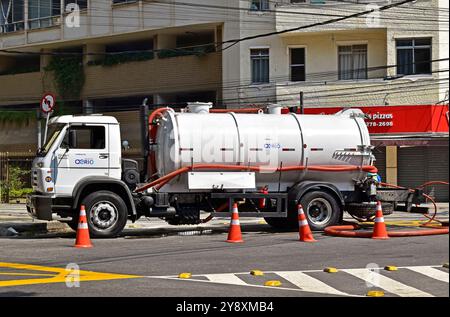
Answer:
372 201 389 240
226 203 243 243
298 204 316 242
74 205 93 248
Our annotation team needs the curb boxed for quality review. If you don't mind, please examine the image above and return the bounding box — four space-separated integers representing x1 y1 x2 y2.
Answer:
0 221 272 238
0 221 71 237
120 222 272 239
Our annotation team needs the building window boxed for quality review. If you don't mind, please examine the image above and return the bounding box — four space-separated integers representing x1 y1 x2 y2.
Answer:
250 0 269 11
0 0 25 33
251 49 269 84
28 0 61 29
291 0 325 3
65 1 87 10
290 48 305 82
396 38 432 76
338 44 368 80
113 0 137 4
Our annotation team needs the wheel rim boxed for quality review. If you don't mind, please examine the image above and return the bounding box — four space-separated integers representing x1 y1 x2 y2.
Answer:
90 201 118 231
306 198 333 226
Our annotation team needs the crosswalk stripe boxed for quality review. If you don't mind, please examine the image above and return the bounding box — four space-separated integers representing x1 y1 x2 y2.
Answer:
204 273 247 286
406 266 449 283
342 268 434 297
276 271 348 296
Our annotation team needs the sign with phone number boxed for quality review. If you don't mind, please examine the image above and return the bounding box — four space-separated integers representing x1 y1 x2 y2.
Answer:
301 105 449 134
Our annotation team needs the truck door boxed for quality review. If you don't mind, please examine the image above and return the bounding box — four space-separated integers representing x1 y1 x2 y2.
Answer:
53 124 109 195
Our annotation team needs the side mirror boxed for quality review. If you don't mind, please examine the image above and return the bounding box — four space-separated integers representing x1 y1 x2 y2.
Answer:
122 140 130 150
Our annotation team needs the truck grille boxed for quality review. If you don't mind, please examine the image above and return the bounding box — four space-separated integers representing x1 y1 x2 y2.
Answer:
32 170 38 187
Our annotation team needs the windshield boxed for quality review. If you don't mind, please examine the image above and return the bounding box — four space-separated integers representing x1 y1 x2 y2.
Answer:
38 123 66 156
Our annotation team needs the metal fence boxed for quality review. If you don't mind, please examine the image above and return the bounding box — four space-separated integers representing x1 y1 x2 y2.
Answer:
0 152 33 203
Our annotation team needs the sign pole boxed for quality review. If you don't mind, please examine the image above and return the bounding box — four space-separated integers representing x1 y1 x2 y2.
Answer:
43 112 51 145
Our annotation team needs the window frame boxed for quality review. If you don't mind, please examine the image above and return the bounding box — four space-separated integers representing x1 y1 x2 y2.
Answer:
61 125 106 150
27 0 61 30
288 46 307 82
112 0 138 6
0 0 25 33
250 47 270 85
64 0 88 11
396 37 432 76
337 43 368 81
250 0 270 11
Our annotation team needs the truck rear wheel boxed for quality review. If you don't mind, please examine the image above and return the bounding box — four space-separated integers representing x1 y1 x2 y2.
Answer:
80 190 128 238
301 191 341 231
265 190 341 231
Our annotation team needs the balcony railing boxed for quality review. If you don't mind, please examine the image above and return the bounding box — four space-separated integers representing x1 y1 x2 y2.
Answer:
0 21 25 34
27 16 61 30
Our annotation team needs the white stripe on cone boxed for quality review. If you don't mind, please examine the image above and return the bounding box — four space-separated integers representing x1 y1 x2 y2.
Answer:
79 210 86 216
231 220 240 226
374 217 385 223
78 223 89 230
299 219 308 226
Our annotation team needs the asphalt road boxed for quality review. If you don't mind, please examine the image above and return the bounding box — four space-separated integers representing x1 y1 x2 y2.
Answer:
0 209 448 298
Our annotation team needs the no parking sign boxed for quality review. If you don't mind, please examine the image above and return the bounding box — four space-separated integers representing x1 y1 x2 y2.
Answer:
40 93 56 114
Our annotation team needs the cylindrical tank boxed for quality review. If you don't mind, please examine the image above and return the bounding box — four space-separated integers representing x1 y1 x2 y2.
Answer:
154 108 373 192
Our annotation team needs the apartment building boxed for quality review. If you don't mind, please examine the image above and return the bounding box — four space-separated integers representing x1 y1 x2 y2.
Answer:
0 0 448 198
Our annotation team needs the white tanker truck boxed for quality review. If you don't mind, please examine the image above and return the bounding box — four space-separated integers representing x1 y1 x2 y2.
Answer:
27 102 420 238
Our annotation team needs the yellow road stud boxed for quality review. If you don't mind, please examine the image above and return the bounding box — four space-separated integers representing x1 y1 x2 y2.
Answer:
264 280 282 287
367 290 385 297
250 270 264 276
324 267 338 273
384 266 398 271
178 273 192 279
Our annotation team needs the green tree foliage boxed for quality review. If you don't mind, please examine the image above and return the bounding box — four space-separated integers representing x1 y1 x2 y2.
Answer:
0 166 32 200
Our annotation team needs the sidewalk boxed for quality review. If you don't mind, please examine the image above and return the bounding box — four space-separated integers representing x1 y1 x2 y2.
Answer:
0 203 268 237
0 202 448 237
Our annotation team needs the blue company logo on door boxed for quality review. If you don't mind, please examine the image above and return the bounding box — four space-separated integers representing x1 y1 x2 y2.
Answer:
74 158 95 165
264 143 281 149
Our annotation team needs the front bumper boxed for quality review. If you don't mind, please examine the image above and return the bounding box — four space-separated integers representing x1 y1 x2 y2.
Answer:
26 194 53 221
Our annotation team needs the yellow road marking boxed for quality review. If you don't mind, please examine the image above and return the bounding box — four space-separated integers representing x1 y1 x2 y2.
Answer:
0 262 142 288
0 273 57 277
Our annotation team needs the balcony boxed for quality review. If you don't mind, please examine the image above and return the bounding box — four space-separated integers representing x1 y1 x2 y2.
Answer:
0 72 43 106
275 0 439 35
82 52 222 98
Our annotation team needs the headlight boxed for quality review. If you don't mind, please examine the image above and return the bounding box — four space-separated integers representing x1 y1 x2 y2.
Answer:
37 162 44 168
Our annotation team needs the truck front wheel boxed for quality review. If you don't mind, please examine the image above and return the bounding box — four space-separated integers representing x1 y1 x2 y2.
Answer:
80 190 128 238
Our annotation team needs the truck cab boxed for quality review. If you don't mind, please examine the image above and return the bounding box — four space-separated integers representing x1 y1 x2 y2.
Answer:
27 114 136 237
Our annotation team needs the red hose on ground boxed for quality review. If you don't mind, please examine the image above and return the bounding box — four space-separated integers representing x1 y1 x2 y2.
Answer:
135 164 378 193
324 223 449 238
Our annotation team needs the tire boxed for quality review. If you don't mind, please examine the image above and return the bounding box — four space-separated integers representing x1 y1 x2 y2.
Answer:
300 191 341 231
80 190 128 238
346 202 394 220
265 190 341 231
